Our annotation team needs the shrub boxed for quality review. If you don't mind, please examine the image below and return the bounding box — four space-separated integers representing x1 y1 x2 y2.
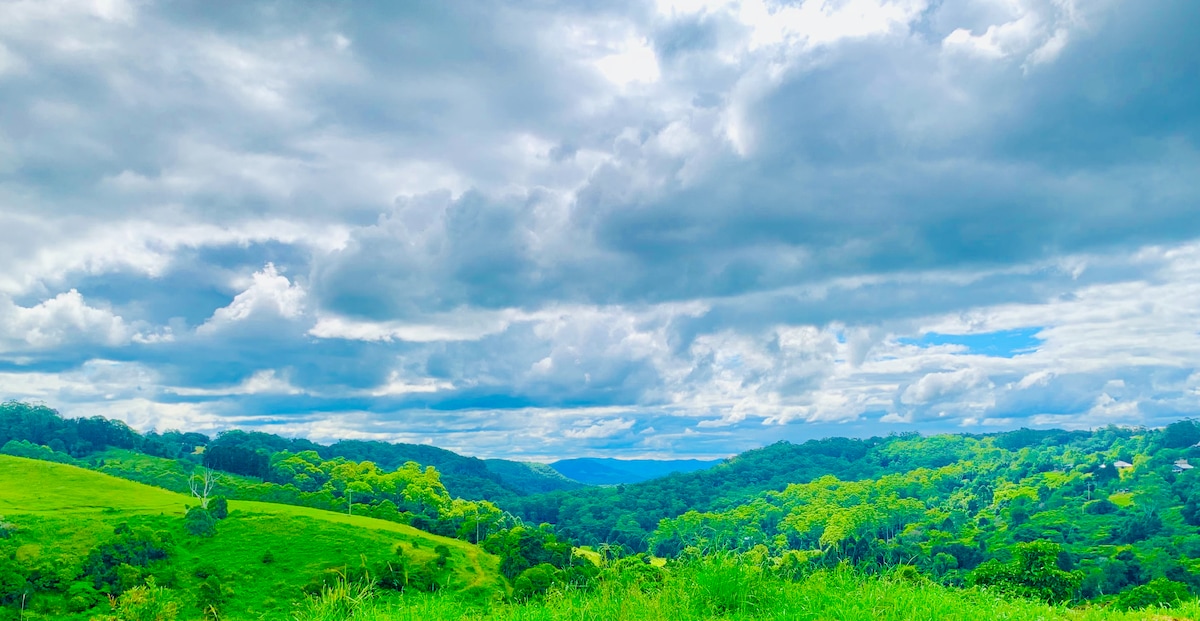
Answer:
92 577 179 621
969 541 1081 603
197 575 232 619
1115 578 1191 610
513 563 559 600
83 526 172 593
1083 499 1118 515
184 507 216 538
66 580 102 612
208 497 228 520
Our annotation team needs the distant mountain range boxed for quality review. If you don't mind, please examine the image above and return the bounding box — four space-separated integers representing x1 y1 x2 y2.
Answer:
548 457 723 485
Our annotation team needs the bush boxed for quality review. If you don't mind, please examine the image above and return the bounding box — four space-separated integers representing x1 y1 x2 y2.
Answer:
83 526 172 593
969 541 1081 603
184 507 216 538
513 563 559 600
1115 578 1191 610
208 497 228 520
1083 499 1118 515
92 577 179 621
66 580 102 612
197 575 232 619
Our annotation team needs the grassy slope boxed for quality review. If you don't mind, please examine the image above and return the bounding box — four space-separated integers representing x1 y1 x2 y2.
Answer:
0 455 504 620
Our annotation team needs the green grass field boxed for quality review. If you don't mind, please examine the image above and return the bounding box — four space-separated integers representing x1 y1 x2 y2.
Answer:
0 455 504 620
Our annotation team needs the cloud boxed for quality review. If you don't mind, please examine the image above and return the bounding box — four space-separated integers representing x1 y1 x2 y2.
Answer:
563 418 637 439
0 290 143 351
1 0 1199 457
198 263 305 334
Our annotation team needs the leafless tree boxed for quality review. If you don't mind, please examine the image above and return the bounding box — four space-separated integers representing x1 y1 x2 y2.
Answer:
190 467 216 509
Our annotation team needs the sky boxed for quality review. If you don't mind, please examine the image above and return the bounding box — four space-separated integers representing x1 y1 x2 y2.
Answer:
1 0 1199 460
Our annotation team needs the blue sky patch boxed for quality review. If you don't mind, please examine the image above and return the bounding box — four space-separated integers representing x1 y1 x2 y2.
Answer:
900 328 1044 358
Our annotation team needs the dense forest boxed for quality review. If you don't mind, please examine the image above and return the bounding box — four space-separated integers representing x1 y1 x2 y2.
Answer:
4 400 1200 617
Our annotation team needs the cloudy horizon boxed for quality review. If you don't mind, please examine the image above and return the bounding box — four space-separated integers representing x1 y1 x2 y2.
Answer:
2 0 1199 460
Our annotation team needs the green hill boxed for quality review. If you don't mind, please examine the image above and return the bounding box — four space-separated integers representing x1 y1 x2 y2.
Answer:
0 455 505 620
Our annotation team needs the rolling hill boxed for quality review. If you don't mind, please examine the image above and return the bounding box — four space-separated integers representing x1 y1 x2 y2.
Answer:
0 455 505 620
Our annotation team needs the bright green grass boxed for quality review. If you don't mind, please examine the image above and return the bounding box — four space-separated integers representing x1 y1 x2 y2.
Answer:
302 565 1200 621
0 455 505 620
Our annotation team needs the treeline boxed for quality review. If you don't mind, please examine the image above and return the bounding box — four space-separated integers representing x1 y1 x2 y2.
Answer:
0 401 580 503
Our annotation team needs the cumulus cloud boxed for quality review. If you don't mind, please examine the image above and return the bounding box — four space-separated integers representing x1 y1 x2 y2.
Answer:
1 0 1198 458
198 263 306 334
0 290 141 351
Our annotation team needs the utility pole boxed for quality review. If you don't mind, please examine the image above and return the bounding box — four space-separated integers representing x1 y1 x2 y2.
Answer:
347 489 353 515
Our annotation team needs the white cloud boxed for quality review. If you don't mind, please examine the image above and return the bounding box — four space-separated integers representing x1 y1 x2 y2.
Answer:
563 418 636 439
0 290 135 350
198 264 306 333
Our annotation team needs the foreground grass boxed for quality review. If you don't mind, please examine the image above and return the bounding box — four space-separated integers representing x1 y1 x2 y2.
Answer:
296 563 1200 621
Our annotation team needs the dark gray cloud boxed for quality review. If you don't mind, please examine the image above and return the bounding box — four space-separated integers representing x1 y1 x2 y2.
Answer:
1 0 1199 458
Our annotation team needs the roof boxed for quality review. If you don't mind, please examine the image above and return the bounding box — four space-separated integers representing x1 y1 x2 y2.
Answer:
1113 460 1134 468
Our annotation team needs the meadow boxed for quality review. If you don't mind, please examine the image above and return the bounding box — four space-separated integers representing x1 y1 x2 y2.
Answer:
291 560 1200 621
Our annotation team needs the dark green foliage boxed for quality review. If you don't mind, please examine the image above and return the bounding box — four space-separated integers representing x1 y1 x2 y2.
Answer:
482 525 572 580
1183 496 1200 526
65 580 102 612
0 439 77 464
969 542 1081 603
0 558 28 606
207 496 228 520
513 563 558 600
203 445 269 479
1115 577 1191 610
1161 420 1200 449
1111 511 1162 544
434 544 451 568
0 401 139 458
83 525 173 593
197 574 231 619
1083 498 1118 515
184 507 217 538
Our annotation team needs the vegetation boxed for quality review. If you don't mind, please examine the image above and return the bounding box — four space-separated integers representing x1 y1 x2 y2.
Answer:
0 455 503 619
0 401 578 503
4 400 1200 618
287 559 1200 621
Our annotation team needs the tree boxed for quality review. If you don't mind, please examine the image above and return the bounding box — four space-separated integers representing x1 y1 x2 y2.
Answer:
189 467 216 509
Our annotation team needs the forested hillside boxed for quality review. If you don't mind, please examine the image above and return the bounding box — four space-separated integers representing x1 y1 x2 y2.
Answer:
0 401 581 503
6 400 1200 613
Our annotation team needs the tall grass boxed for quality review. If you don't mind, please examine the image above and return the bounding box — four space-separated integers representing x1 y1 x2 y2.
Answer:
291 573 378 621
292 558 1200 621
